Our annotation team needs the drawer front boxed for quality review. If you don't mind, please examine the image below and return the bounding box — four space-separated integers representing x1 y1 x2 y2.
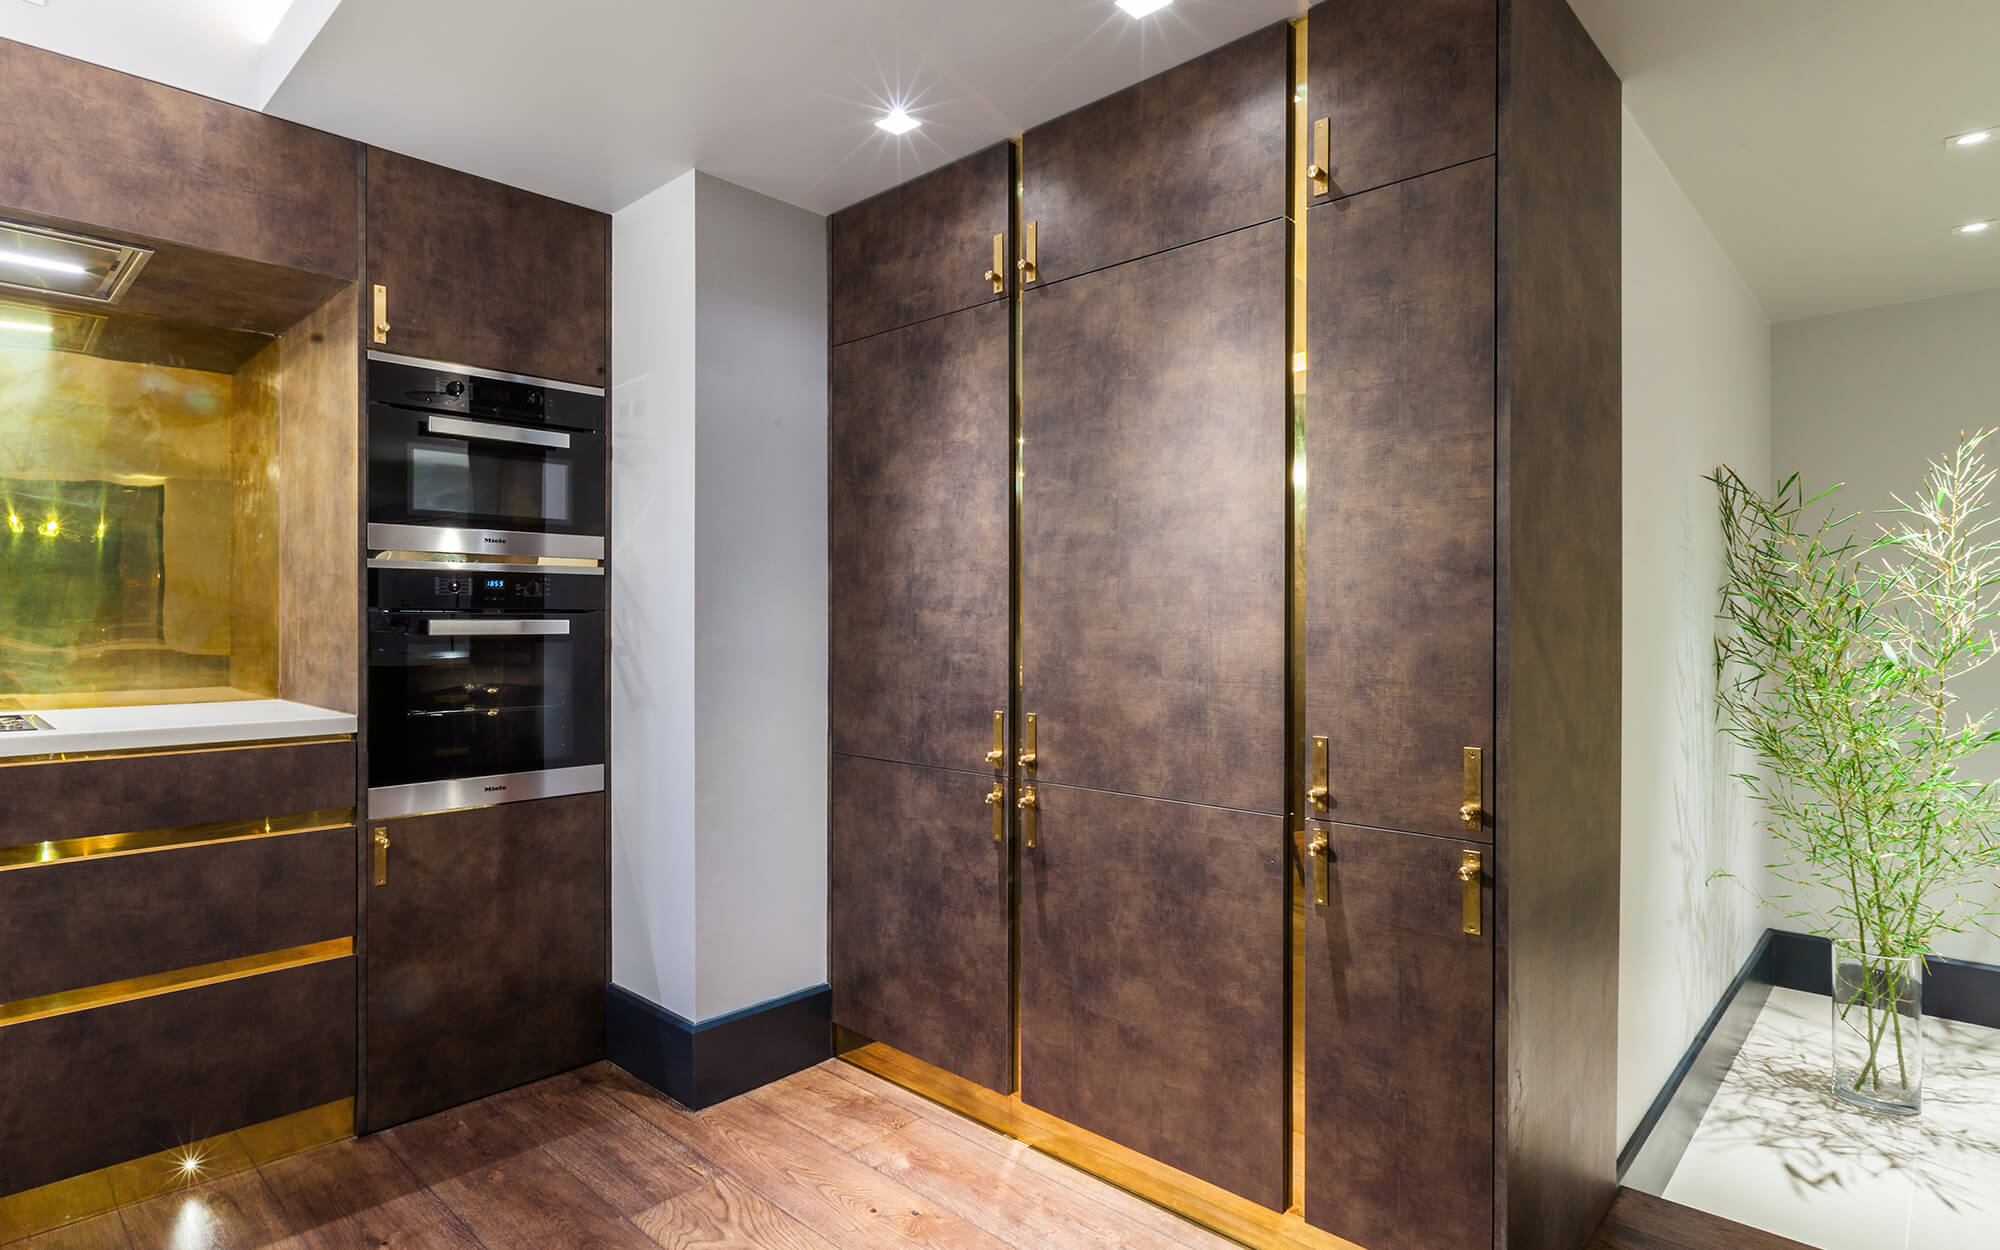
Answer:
0 824 355 1004
0 739 356 844
0 957 356 1196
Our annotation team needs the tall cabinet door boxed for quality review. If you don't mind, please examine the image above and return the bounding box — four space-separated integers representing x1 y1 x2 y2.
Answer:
1305 157 1495 841
1019 204 1289 1211
827 149 1013 1091
1304 822 1493 1250
1306 0 1497 202
363 794 606 1133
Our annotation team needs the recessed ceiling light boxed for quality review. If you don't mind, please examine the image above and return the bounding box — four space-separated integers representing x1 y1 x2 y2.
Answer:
1117 0 1174 15
0 320 54 334
1957 220 1995 236
1947 129 1994 149
0 249 85 276
0 220 151 304
875 108 920 136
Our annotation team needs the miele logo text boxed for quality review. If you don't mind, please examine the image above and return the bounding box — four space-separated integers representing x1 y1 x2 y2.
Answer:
483 537 505 544
483 785 508 792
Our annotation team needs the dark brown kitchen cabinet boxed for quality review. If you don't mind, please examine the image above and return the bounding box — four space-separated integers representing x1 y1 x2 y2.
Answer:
829 301 1012 773
1022 23 1290 286
1021 784 1286 1211
362 793 606 1132
830 754 1010 1091
1306 0 1497 202
364 147 609 387
1304 822 1494 1250
1020 221 1288 817
1305 157 1496 842
830 143 1013 346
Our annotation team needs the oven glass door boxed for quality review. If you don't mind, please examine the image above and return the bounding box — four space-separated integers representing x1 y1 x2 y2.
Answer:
368 403 606 540
367 610 606 788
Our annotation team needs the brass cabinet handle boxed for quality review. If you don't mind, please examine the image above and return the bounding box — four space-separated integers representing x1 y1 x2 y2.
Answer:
1018 712 1038 771
984 783 1006 843
1017 221 1038 286
1461 747 1484 831
1459 849 1483 935
986 709 1006 769
371 284 391 344
1305 830 1330 907
1309 118 1331 196
1017 786 1038 849
1307 735 1330 813
371 826 391 887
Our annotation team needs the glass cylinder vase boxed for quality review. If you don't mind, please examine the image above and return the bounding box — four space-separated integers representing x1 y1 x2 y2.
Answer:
1830 945 1925 1116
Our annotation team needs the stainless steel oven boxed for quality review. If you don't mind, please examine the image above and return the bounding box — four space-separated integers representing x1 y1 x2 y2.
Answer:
366 561 605 818
367 352 606 560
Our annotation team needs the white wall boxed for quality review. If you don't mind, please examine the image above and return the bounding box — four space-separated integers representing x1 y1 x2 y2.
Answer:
1619 110 1774 1145
690 174 830 1020
610 171 830 1025
1773 285 2000 967
611 172 700 1018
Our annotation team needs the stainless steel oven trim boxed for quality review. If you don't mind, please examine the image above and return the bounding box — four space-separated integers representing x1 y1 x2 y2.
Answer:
368 765 604 820
367 558 605 576
424 618 573 636
425 414 573 449
367 523 606 560
368 350 608 397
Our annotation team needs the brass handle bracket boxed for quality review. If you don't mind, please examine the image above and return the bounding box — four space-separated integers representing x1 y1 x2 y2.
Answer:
371 826 391 887
984 783 1006 843
1018 712 1038 772
371 284 391 345
1305 830 1330 908
985 710 1006 769
1308 119 1331 197
985 233 1007 294
1307 734 1330 814
1458 849 1483 935
1017 221 1039 286
1460 747 1484 831
1018 786 1038 850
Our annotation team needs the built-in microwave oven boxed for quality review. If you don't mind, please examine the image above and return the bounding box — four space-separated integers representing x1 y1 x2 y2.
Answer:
366 561 605 819
366 352 606 560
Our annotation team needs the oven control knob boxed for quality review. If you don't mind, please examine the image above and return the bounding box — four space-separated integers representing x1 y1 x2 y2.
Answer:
444 380 466 397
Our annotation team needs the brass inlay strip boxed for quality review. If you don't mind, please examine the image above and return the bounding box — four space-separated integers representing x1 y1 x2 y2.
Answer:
0 809 355 871
841 1040 1362 1250
1286 14 1312 1222
0 733 352 769
0 938 354 1029
0 1098 353 1242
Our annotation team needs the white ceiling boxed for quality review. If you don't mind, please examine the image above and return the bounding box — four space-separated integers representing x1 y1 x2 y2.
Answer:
1572 0 2000 322
264 0 1303 217
7 0 1996 322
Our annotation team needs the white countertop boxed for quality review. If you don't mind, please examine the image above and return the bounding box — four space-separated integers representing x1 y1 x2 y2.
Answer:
0 699 356 758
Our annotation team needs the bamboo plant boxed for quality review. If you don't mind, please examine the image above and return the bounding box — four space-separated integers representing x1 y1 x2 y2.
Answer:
1711 431 2000 1108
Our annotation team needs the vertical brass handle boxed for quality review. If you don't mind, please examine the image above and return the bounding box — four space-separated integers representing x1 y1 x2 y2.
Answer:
1458 849 1483 935
985 710 1006 768
1307 734 1330 813
371 284 391 345
984 783 1006 843
1018 786 1038 849
984 233 1006 294
372 826 391 887
1017 221 1038 286
1308 118 1331 196
1461 747 1484 831
1305 830 1330 907
1018 712 1038 770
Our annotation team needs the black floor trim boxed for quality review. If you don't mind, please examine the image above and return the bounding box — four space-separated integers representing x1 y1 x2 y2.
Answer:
606 983 831 1110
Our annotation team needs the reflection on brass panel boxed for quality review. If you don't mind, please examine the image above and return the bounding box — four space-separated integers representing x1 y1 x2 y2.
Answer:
0 731 350 768
843 1042 1365 1250
0 808 353 870
0 937 352 1028
0 1098 353 1242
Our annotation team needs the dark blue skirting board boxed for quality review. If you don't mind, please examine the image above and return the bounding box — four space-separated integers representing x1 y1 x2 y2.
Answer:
606 982 831 1110
1618 928 2000 1193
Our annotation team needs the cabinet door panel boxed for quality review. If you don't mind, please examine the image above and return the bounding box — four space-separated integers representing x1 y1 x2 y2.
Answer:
830 142 1012 345
1023 23 1289 285
1021 784 1285 1210
829 303 1011 772
1304 822 1493 1250
1021 222 1287 814
363 793 605 1131
365 147 608 387
1306 159 1495 840
830 754 1010 1092
1307 0 1497 202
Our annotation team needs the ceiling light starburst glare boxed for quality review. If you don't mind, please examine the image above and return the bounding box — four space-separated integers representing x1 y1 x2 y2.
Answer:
876 108 920 136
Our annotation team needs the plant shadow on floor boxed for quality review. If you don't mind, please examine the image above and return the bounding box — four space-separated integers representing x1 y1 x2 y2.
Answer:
1695 1014 2000 1212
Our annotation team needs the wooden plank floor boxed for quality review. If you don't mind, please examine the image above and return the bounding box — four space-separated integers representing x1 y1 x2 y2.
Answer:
7 1058 1803 1250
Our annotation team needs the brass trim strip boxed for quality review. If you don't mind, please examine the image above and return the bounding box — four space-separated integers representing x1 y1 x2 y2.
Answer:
0 809 356 871
1286 14 1313 1222
0 1098 353 1242
840 1041 1362 1250
0 733 352 769
0 939 354 1029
